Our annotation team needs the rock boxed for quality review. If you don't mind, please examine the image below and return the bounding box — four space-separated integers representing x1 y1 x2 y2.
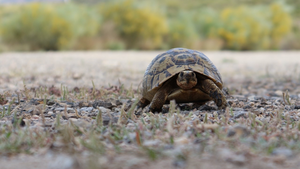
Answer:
55 108 74 112
97 106 110 113
228 154 246 165
275 90 283 96
32 115 40 120
143 139 161 146
69 118 78 122
247 95 256 101
11 117 26 127
3 105 9 110
232 95 247 101
232 108 244 111
243 105 252 109
174 136 189 145
48 154 79 169
78 101 90 108
272 147 293 158
252 108 264 115
220 148 246 165
119 99 130 104
29 98 44 105
284 105 292 110
227 125 250 137
196 123 219 131
72 73 83 80
79 107 93 113
46 100 55 105
198 105 217 111
173 159 186 168
272 155 286 164
92 100 114 109
180 110 190 115
102 115 118 125
233 111 248 119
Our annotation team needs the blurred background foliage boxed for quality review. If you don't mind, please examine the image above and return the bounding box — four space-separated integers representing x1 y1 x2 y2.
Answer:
0 0 299 51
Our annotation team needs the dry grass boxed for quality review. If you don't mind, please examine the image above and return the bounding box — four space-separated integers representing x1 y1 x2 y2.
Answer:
0 78 300 168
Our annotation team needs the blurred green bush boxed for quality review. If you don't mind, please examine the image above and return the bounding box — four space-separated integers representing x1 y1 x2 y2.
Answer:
56 4 100 39
0 3 73 50
269 3 292 47
100 0 168 50
218 6 271 50
55 3 101 50
217 3 292 50
0 1 296 51
166 12 198 49
0 3 102 51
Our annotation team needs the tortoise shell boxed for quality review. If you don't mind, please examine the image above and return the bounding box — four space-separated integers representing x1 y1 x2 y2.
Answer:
141 48 223 101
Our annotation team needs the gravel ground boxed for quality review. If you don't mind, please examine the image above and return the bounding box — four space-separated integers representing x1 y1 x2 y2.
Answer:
1 50 299 90
1 50 300 169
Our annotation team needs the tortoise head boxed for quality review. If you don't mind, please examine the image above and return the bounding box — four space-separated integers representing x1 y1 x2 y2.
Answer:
176 70 197 90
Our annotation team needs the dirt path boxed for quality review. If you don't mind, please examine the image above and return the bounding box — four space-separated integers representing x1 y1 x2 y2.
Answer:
0 51 299 91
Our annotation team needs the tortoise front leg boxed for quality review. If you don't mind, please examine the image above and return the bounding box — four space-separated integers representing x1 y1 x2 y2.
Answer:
137 98 150 109
149 90 168 113
198 79 227 109
148 83 173 113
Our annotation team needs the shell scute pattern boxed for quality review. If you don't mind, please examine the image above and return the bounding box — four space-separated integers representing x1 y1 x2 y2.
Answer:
163 70 172 78
203 68 209 76
142 48 223 100
174 54 196 65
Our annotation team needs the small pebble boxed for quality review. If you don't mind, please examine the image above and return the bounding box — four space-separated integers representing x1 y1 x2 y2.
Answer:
272 147 293 158
80 107 93 113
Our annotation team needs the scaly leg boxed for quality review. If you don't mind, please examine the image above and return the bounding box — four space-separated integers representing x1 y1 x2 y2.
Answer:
198 79 227 109
148 82 173 113
137 98 150 109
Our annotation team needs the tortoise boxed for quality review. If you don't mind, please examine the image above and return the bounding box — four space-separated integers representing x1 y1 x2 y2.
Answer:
137 48 227 112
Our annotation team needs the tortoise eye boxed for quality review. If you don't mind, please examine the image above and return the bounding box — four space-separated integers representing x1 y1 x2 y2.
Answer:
179 72 184 77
